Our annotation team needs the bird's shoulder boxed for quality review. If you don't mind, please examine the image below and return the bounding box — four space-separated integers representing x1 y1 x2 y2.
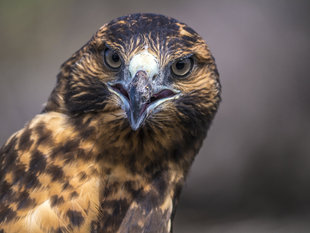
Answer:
0 112 103 232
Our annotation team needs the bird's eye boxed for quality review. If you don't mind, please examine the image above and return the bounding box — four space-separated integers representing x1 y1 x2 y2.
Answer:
103 48 122 69
171 57 193 77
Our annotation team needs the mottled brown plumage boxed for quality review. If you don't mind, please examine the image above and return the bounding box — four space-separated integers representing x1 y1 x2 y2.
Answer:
0 13 220 233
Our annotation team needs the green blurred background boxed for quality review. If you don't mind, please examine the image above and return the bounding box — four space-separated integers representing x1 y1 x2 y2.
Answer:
1 0 310 232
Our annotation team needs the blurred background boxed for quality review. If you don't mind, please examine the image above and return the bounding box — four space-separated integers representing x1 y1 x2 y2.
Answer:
1 0 310 232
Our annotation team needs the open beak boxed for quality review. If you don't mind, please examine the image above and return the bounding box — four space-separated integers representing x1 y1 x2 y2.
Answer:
108 70 178 130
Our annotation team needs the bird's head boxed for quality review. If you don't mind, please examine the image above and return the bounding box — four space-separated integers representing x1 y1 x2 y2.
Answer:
45 13 220 140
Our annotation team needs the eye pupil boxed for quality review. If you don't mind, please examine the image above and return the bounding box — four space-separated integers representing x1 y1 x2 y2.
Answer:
112 53 120 62
175 61 185 70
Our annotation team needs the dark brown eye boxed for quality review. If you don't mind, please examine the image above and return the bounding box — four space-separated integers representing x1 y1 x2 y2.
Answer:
171 57 193 77
104 48 122 69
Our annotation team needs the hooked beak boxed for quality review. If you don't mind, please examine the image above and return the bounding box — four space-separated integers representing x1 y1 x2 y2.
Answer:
108 70 179 130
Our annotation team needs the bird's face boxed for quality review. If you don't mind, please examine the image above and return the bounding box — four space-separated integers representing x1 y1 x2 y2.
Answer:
49 14 220 136
104 43 203 131
104 47 182 130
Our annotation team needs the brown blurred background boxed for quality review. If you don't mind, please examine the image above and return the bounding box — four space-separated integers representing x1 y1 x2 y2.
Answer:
1 0 310 232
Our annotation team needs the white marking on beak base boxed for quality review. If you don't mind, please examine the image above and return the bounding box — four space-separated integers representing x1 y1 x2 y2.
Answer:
129 50 159 79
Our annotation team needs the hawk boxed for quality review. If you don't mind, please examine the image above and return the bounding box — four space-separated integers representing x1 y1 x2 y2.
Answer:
0 13 221 233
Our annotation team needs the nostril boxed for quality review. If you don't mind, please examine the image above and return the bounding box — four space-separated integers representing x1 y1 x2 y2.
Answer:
111 83 129 101
149 89 175 104
152 74 158 81
150 96 157 103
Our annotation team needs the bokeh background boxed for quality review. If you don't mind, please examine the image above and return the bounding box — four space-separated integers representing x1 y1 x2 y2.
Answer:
1 0 310 232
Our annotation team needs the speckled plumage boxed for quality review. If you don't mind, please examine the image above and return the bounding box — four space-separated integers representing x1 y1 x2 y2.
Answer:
0 13 221 233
